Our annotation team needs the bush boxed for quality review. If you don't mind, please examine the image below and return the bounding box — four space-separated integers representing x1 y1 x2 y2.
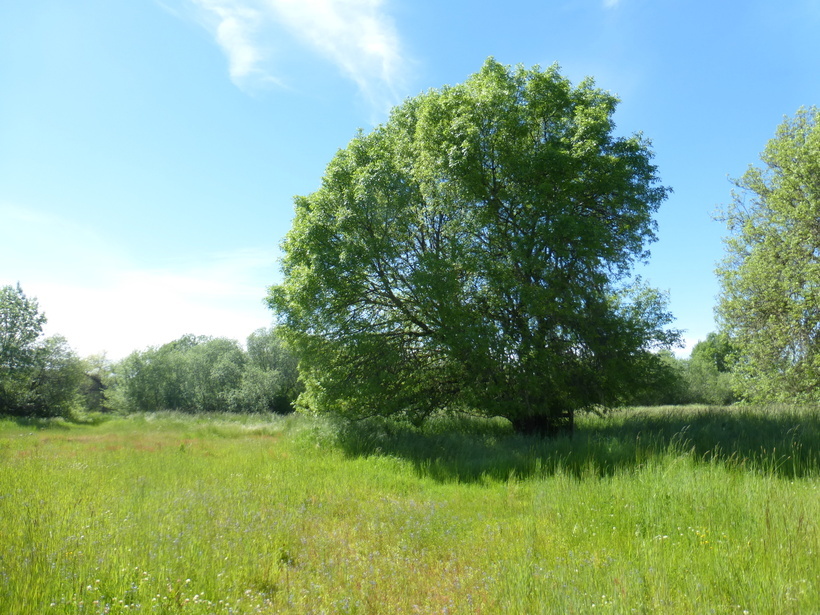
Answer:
114 329 301 414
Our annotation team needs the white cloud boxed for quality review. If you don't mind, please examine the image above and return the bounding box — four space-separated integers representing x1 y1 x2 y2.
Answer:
190 0 281 88
214 7 265 80
17 250 278 360
30 251 277 359
603 0 621 8
269 0 405 108
1 203 278 360
186 0 406 109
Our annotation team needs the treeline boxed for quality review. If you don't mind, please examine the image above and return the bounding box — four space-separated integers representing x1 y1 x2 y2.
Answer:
0 283 300 418
115 329 300 414
641 333 736 407
0 282 738 420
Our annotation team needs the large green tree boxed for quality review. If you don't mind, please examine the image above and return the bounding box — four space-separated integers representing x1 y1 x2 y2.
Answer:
269 59 679 434
716 107 820 402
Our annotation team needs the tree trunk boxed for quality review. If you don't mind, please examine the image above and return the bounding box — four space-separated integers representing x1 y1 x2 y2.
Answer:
511 410 574 437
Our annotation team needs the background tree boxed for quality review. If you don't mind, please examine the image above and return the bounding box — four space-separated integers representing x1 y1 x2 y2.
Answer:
0 285 90 417
115 346 164 413
115 330 300 414
0 284 48 412
269 59 679 434
116 340 187 413
79 353 115 413
716 107 820 403
184 337 246 413
116 335 229 413
684 332 736 405
629 350 690 406
240 327 302 413
29 335 87 417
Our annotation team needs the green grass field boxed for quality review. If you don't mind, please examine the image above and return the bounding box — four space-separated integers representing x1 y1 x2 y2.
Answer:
1 406 818 614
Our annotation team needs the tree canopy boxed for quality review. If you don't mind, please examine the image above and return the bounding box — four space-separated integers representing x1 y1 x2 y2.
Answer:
0 284 301 417
716 107 820 402
1 284 47 413
685 333 736 406
116 329 301 414
269 59 678 434
0 284 87 416
0 283 46 373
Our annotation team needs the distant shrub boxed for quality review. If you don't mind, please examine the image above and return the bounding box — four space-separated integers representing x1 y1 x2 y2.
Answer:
114 328 301 414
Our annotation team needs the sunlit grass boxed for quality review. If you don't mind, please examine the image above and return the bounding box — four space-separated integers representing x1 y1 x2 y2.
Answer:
1 406 818 613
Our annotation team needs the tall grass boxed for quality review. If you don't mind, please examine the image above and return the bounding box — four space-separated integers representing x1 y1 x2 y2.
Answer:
334 404 820 481
0 406 818 613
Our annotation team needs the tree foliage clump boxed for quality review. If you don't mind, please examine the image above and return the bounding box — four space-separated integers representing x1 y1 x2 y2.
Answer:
643 334 737 407
717 107 820 402
115 328 301 414
0 283 46 374
0 284 298 417
0 284 88 417
269 59 679 434
685 333 736 405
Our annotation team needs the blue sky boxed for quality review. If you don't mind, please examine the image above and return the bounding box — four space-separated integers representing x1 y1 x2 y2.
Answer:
2 0 819 359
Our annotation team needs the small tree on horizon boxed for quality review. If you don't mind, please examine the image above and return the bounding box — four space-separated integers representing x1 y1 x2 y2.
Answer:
269 59 680 435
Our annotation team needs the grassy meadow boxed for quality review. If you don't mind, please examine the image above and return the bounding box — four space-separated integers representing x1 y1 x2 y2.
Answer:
1 406 818 614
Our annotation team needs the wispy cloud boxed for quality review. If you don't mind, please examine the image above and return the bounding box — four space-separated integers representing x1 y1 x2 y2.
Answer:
270 0 405 108
603 0 621 8
186 0 407 110
189 0 281 88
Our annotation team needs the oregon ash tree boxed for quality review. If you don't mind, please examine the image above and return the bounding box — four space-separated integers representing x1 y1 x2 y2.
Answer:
717 107 820 402
269 59 679 434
